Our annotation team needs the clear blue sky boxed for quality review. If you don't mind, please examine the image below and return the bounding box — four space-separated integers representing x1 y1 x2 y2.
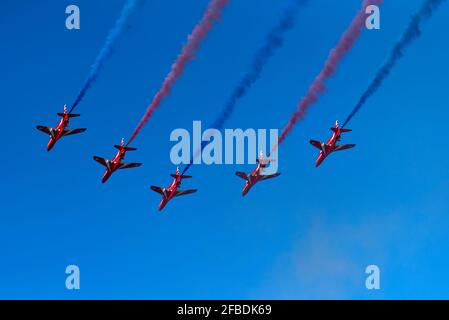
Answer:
1 0 448 299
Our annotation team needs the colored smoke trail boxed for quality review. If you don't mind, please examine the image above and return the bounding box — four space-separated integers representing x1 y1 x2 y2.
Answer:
69 0 139 113
342 0 446 128
272 0 383 153
210 0 308 130
127 0 229 145
182 0 308 174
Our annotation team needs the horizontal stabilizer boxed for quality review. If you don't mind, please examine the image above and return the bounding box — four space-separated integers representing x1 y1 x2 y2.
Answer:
257 158 276 164
331 127 352 133
114 145 137 151
58 113 80 118
171 174 192 179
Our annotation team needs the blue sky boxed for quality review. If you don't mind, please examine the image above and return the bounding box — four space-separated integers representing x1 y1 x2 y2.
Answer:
0 0 448 299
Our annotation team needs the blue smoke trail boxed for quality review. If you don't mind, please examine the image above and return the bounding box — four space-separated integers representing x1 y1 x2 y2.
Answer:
342 0 446 127
182 0 308 174
69 0 139 113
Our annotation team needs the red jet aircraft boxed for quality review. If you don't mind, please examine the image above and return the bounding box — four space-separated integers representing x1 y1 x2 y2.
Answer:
235 151 280 196
150 167 197 211
310 120 355 167
36 105 86 151
93 138 142 183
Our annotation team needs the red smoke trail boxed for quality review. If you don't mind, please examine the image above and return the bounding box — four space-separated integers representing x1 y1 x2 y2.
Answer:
127 0 229 145
271 0 383 154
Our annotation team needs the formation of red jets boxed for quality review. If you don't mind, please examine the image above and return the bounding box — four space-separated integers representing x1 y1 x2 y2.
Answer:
37 107 355 210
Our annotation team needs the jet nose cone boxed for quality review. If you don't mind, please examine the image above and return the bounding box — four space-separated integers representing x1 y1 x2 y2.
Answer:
47 141 55 151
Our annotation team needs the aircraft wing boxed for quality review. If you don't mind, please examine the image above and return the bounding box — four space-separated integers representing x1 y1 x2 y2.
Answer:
62 128 87 136
259 172 281 181
150 186 164 195
93 156 108 167
119 162 142 169
174 189 197 197
235 172 248 181
310 140 322 149
36 125 51 134
334 144 356 152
